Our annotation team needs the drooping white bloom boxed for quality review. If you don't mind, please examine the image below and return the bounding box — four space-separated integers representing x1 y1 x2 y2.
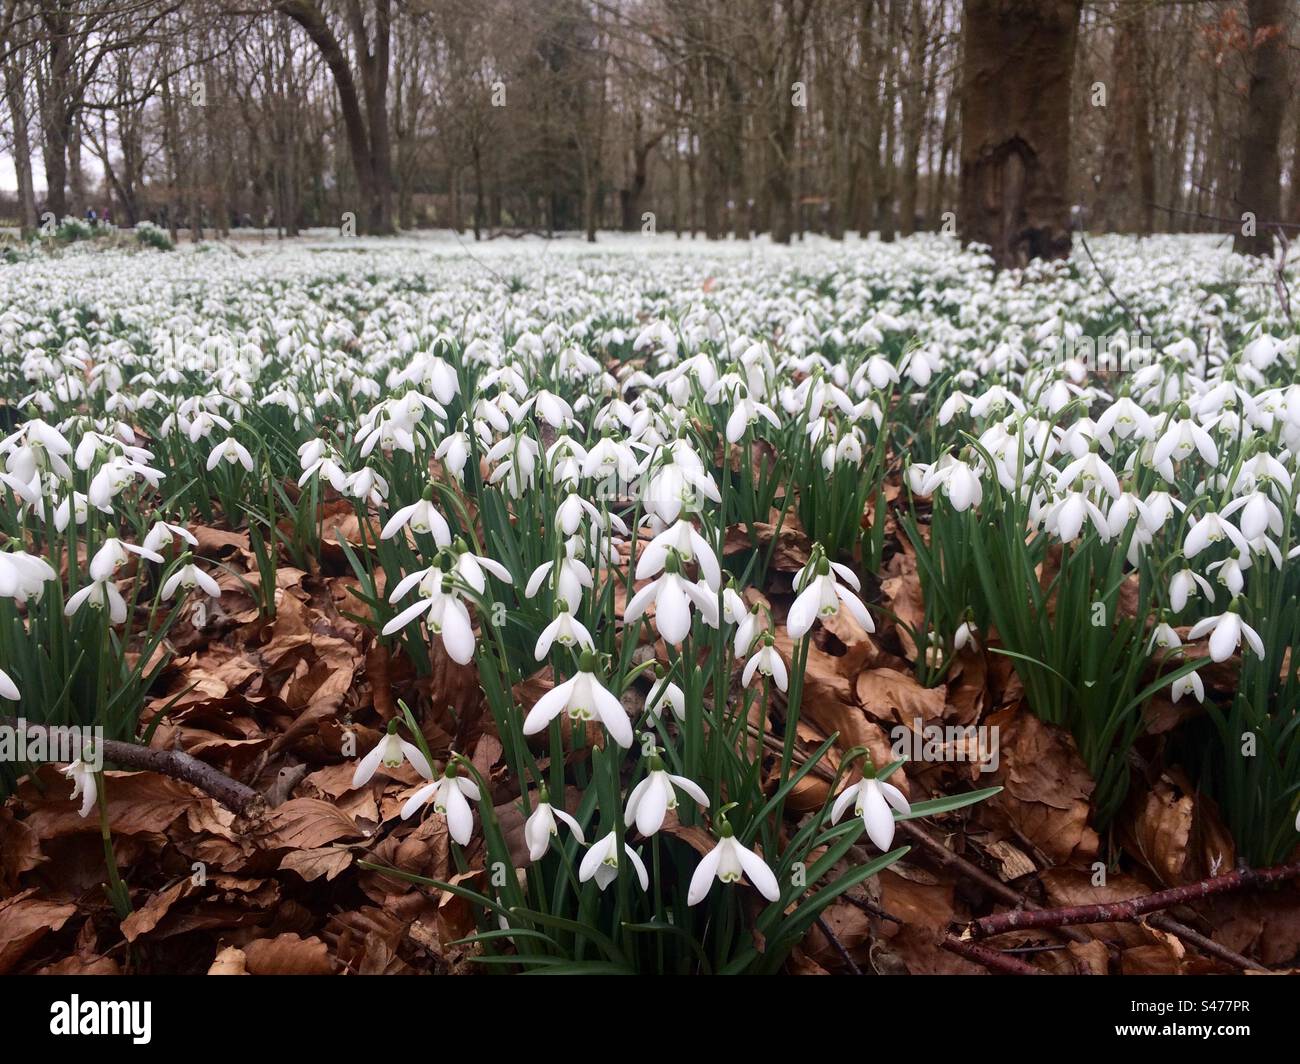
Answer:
0 667 18 700
741 641 788 692
645 674 685 721
0 550 56 601
88 535 164 582
351 724 434 788
381 496 452 545
525 550 593 613
687 825 781 905
400 764 481 845
1188 607 1264 663
623 759 709 837
534 606 595 660
161 563 222 600
1183 512 1249 559
787 556 873 638
206 437 254 472
524 790 585 862
624 563 719 646
142 520 198 554
522 656 633 747
65 578 128 625
1170 670 1204 704
635 518 722 591
62 758 98 818
832 775 911 851
726 393 781 443
383 571 476 664
1169 568 1215 613
579 830 649 891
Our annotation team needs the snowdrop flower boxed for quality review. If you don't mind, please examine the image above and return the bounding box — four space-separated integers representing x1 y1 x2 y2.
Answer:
953 617 978 652
1148 619 1181 653
53 491 89 532
1043 490 1110 543
298 439 348 491
1169 568 1215 613
525 548 593 613
383 571 476 665
1170 670 1204 704
726 392 781 443
742 637 788 692
449 542 513 594
142 520 198 554
1152 413 1217 467
161 562 222 600
524 787 585 862
522 652 633 747
787 555 873 638
1206 552 1249 597
554 492 608 537
65 578 128 625
1188 604 1264 663
381 492 452 545
646 671 685 721
486 432 540 497
534 605 595 660
579 830 649 891
733 604 762 657
0 667 18 700
832 774 911 852
87 455 164 510
687 820 780 905
1183 511 1248 558
624 756 709 836
1096 395 1155 442
207 437 254 472
624 552 719 645
922 456 983 511
343 466 388 505
643 450 721 524
1222 490 1283 541
62 758 98 818
435 427 471 480
401 763 481 845
583 434 642 483
636 518 721 591
0 550 56 601
88 535 163 582
351 721 433 788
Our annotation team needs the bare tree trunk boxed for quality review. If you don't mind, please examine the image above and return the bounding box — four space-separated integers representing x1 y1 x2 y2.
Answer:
1233 0 1287 255
278 0 393 234
959 0 1081 267
3 59 38 235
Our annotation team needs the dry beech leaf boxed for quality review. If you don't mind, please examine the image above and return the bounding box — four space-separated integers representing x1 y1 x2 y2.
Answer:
0 891 77 974
243 933 335 975
121 880 194 943
983 707 1099 866
258 798 363 850
281 846 355 883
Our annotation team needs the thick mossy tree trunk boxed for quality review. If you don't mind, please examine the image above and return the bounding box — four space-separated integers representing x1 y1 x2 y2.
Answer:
959 0 1081 267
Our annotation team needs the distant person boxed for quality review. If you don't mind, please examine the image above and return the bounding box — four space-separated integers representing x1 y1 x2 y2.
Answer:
86 206 97 225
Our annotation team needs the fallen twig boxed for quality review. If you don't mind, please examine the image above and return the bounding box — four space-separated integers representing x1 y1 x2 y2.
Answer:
968 862 1300 940
1 716 266 818
942 934 1043 975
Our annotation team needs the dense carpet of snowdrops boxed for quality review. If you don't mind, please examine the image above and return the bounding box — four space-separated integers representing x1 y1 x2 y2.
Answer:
1 232 1298 970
